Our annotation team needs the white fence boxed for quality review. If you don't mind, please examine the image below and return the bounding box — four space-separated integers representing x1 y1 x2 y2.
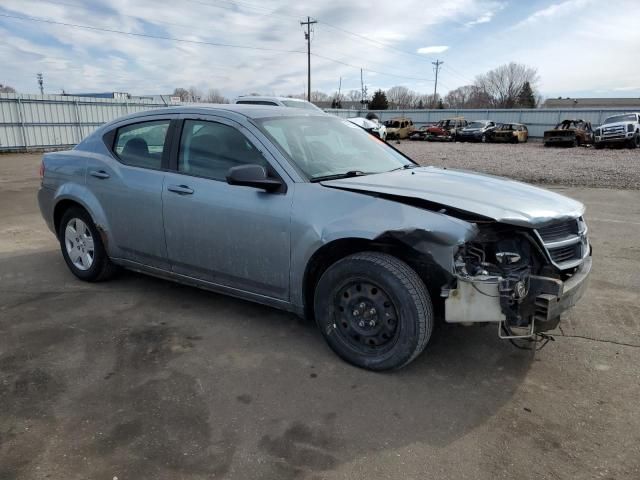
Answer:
0 93 167 151
1 92 639 151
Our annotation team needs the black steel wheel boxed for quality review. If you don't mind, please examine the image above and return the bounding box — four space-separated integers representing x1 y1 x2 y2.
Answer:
314 252 433 371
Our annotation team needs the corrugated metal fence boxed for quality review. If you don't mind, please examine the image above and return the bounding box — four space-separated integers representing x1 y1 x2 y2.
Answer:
0 93 167 151
326 108 640 138
1 92 639 151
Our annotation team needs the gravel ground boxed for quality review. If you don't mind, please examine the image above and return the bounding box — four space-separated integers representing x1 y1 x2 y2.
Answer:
395 139 640 189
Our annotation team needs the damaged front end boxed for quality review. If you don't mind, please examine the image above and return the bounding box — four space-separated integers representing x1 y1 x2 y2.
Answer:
442 220 592 339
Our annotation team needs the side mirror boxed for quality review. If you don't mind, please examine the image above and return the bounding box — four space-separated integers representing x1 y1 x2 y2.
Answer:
226 164 282 192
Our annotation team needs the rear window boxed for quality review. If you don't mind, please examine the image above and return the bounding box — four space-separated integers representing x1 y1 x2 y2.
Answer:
114 120 170 169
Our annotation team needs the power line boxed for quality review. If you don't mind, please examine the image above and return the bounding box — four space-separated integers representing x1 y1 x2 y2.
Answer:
0 12 306 54
0 12 435 85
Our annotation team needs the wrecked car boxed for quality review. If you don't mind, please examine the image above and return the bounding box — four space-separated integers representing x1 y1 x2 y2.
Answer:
594 113 640 149
409 124 435 141
490 123 529 143
457 120 497 143
38 105 592 371
347 116 387 141
426 118 468 141
544 119 593 147
384 117 415 139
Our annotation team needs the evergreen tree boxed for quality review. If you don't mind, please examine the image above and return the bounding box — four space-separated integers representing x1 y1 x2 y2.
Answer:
437 98 445 109
368 89 389 110
518 81 536 108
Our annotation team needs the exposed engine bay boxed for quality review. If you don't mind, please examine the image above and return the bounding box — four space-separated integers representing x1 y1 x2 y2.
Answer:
443 222 591 339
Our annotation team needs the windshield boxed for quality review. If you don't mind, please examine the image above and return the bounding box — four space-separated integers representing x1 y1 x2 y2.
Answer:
467 121 487 128
604 114 637 124
281 100 321 111
257 116 413 180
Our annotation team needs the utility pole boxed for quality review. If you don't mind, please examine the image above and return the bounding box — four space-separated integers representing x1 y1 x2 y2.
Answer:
432 60 443 107
300 16 317 102
36 73 44 95
360 69 368 107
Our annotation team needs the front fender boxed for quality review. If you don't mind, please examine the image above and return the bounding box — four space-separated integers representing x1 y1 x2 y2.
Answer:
289 184 478 309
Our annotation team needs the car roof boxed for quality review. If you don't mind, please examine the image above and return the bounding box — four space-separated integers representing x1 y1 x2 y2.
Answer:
234 95 308 103
100 104 328 129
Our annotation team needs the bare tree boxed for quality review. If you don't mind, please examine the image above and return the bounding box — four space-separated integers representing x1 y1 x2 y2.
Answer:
386 86 415 109
444 85 492 108
204 88 229 103
346 89 362 102
0 84 16 93
187 86 203 102
474 62 538 108
172 88 190 101
310 91 329 102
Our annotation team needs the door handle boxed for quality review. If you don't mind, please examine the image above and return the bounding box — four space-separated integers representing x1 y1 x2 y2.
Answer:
89 170 110 179
167 184 194 195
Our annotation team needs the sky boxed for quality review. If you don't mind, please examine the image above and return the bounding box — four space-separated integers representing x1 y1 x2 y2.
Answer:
1 0 638 100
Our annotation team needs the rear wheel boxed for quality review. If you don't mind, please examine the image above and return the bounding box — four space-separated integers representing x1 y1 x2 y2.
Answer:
58 207 117 282
314 252 433 371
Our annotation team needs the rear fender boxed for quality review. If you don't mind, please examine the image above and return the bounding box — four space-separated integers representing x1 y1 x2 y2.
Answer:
52 183 117 256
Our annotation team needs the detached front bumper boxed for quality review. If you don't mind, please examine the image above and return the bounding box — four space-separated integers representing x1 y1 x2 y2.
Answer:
444 255 592 332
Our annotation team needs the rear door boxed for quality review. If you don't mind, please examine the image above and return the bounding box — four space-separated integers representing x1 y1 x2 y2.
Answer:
162 115 293 300
87 116 175 269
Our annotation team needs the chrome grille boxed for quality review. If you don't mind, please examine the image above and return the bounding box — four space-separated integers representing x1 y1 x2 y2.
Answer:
535 218 588 270
602 125 626 139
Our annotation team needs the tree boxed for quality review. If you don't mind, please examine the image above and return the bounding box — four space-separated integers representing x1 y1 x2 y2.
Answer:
188 86 202 102
346 89 362 102
0 84 16 93
386 86 413 109
474 62 538 108
517 81 536 108
437 98 445 109
172 88 190 102
310 91 329 102
444 85 492 108
204 88 228 103
368 89 389 110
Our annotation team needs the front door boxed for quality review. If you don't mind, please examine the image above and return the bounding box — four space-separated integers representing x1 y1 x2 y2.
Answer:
162 117 292 300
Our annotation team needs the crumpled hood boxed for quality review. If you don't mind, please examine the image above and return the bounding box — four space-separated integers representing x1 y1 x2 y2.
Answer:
321 166 584 228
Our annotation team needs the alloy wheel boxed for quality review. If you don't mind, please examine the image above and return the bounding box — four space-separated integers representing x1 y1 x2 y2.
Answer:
64 218 95 271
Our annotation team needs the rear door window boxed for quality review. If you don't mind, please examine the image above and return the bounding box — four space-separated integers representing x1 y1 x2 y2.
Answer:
114 120 170 169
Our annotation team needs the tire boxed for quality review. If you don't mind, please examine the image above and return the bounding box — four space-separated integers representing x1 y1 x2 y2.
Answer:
628 133 640 149
58 207 118 282
313 252 433 371
594 142 604 149
481 134 487 143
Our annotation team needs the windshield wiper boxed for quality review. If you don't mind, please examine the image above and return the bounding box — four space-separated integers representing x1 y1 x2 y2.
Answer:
389 163 419 172
310 170 370 182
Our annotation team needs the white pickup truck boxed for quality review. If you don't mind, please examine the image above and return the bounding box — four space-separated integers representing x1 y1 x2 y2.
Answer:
594 113 640 149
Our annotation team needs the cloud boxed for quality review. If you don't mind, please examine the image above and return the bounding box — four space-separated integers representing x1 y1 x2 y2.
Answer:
466 12 494 26
511 0 595 29
416 46 449 54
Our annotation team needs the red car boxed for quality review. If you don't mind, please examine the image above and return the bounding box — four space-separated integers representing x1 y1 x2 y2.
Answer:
426 118 468 141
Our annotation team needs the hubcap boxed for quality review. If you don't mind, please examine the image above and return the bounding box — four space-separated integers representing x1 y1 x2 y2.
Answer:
333 281 399 352
64 218 95 271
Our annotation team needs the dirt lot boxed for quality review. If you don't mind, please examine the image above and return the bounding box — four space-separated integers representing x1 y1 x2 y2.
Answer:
396 139 640 189
1 152 639 480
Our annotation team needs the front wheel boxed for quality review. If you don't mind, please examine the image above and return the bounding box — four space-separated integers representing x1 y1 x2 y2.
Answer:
628 133 640 149
314 252 433 371
58 207 117 282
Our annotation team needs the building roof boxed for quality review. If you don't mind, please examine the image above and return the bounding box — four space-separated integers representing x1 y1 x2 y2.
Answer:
543 98 640 108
